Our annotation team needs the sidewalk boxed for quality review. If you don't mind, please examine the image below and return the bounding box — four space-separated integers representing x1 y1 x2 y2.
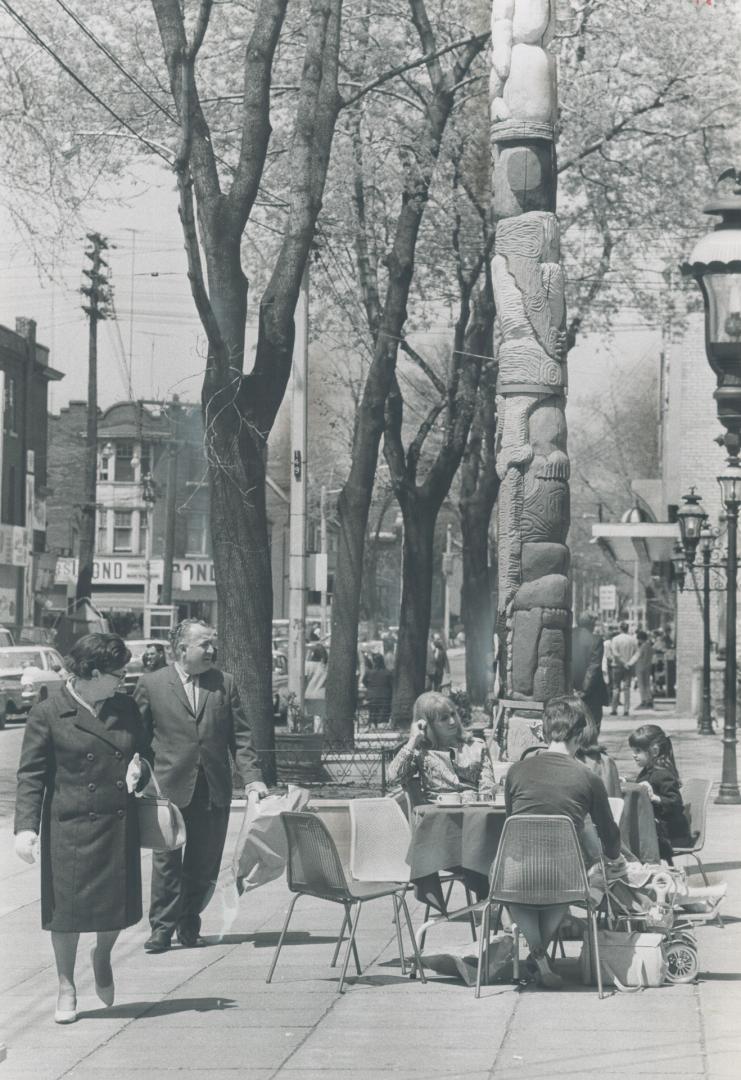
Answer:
1 705 740 1079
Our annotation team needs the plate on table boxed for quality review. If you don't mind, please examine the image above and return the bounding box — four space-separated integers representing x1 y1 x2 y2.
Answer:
464 800 497 807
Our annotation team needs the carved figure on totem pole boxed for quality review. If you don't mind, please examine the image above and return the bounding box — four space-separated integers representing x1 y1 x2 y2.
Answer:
490 0 571 753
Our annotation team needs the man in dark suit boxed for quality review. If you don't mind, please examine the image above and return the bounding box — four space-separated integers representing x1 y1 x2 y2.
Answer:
570 612 609 733
135 618 267 952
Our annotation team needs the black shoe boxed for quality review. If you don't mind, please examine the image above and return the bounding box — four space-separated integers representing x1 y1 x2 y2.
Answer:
177 928 206 948
144 930 171 953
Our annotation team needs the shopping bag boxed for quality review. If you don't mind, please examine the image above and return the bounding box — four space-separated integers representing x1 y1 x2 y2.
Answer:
421 934 514 987
135 767 186 852
231 785 310 894
580 929 666 991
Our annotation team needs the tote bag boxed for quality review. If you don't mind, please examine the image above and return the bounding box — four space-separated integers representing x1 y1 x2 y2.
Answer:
580 929 666 991
135 765 187 852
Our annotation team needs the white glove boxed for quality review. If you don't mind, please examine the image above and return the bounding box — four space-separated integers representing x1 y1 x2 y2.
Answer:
245 781 269 800
126 753 143 794
15 831 39 864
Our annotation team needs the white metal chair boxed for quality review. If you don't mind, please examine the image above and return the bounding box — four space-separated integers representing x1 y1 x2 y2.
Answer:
672 778 712 885
266 811 426 992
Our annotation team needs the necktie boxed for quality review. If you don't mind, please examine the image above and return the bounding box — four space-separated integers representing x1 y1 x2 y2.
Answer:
186 674 198 712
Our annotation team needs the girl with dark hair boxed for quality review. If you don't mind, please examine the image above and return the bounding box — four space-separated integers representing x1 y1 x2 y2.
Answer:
628 723 692 861
14 633 148 1024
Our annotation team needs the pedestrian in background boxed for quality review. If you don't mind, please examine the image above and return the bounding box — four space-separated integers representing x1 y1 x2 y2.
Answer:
363 652 393 728
142 642 167 672
14 633 146 1024
134 619 267 954
630 629 654 709
609 621 637 717
570 612 609 732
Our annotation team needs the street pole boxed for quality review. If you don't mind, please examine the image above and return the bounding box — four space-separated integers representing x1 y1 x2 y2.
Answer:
717 496 741 803
76 233 110 608
287 264 308 723
444 523 452 645
699 543 714 735
320 484 328 638
160 401 179 606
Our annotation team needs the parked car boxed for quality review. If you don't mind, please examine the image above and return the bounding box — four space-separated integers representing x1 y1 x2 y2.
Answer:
0 627 15 648
273 649 289 724
18 626 58 647
122 638 174 695
0 646 67 722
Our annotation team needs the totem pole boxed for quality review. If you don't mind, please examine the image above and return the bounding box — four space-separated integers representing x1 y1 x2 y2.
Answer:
490 0 570 755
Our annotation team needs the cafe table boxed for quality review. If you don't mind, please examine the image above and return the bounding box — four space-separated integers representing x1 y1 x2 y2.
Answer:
407 801 508 914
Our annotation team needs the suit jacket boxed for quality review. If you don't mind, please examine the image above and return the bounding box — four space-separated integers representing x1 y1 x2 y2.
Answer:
571 627 609 707
134 665 262 808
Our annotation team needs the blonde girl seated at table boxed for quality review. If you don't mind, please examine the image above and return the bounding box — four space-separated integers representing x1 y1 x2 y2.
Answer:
388 692 496 803
628 723 693 863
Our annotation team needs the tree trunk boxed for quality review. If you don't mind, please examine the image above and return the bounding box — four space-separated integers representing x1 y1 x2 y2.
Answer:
460 498 493 705
208 403 276 784
391 498 435 726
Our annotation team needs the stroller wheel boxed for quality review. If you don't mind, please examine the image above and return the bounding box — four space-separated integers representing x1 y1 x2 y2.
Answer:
664 941 698 983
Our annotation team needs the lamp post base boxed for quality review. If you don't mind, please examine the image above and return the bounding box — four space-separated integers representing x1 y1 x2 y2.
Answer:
715 784 741 805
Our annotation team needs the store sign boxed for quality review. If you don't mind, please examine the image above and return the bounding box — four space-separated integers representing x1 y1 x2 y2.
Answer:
54 556 216 589
599 585 618 611
0 524 30 567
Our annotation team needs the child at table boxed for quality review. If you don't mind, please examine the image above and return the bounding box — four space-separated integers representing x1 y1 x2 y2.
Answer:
628 724 693 862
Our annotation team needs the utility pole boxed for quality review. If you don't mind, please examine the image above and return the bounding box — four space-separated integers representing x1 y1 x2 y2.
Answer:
320 484 328 638
287 265 309 722
160 398 180 605
76 233 111 607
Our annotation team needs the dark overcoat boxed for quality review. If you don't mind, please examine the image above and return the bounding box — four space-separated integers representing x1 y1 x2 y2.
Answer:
134 664 262 809
14 686 148 932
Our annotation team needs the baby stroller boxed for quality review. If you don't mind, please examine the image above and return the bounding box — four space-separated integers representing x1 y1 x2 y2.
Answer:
599 866 708 984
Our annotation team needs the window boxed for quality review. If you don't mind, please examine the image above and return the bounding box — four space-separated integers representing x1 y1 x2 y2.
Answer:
139 511 149 556
96 509 108 553
113 510 133 552
185 510 209 555
4 377 18 434
114 442 135 482
6 465 16 521
98 456 110 482
140 442 151 479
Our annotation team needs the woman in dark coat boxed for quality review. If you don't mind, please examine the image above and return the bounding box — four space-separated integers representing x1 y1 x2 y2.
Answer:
14 633 148 1024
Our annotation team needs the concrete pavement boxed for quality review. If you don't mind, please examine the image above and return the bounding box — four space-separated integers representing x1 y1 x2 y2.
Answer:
1 704 740 1079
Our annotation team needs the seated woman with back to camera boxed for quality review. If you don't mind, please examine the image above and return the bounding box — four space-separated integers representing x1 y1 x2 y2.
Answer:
504 695 623 988
388 692 496 803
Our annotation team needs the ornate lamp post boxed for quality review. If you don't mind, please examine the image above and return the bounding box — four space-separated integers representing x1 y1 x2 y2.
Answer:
716 459 741 802
675 492 715 736
681 168 741 803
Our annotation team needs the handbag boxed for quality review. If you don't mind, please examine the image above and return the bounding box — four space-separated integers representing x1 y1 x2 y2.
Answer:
135 763 187 852
580 929 667 992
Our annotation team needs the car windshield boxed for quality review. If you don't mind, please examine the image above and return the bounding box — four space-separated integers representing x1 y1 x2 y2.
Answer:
0 651 43 670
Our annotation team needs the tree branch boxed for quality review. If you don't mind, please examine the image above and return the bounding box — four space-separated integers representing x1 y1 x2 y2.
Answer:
341 32 489 109
399 339 446 397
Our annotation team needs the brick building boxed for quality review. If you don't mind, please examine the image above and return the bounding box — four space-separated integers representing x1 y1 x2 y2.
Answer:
46 400 290 634
592 313 729 716
0 318 63 631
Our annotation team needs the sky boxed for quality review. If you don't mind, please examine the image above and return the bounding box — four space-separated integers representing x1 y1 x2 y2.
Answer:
0 163 661 424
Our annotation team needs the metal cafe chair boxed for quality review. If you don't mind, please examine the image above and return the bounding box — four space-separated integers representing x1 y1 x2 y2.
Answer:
672 778 713 886
266 811 427 993
475 814 605 999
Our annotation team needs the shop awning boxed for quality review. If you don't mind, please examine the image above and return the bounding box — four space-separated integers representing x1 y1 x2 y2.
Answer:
591 522 679 564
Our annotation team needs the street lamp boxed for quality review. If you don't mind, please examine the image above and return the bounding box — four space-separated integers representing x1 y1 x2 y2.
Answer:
676 491 715 736
698 524 716 737
682 168 741 804
676 488 707 566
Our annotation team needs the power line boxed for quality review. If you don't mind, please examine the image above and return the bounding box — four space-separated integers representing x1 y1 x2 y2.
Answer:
0 0 173 165
53 0 179 125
